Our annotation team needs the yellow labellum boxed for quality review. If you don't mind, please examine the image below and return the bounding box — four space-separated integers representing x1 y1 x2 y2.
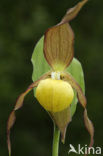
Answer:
35 78 74 112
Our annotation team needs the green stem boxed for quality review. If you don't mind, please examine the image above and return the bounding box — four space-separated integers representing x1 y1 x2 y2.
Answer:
52 123 60 156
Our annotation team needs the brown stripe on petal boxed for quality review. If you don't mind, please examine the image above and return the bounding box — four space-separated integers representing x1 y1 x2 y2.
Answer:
44 23 74 71
7 72 50 156
63 72 94 149
60 0 88 24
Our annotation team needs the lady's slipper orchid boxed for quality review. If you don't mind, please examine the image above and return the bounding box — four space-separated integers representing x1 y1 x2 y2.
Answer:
7 0 94 155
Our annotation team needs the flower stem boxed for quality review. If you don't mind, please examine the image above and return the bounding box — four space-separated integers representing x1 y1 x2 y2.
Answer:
52 123 60 156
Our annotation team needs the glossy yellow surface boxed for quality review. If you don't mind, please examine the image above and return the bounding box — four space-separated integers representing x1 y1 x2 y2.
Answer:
35 78 74 112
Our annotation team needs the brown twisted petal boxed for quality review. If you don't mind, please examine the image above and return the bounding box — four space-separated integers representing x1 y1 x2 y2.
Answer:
62 72 94 149
60 0 88 24
44 0 88 71
7 72 50 156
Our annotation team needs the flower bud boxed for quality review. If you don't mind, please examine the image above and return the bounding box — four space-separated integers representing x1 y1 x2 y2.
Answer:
35 78 74 112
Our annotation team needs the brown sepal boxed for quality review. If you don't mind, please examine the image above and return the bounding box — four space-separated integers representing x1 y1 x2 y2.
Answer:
44 23 74 71
44 0 88 71
49 107 71 143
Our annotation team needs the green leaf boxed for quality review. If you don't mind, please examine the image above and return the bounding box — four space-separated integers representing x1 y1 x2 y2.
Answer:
31 36 85 116
31 36 50 82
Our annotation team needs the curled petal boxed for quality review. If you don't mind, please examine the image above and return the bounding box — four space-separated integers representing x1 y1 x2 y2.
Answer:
62 72 86 108
44 0 88 71
84 109 94 147
62 72 94 148
61 0 88 24
7 72 50 156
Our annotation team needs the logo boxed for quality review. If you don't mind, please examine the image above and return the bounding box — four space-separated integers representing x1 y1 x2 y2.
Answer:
68 144 101 155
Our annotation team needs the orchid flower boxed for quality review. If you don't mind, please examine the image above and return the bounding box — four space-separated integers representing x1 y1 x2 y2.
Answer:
7 0 94 156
